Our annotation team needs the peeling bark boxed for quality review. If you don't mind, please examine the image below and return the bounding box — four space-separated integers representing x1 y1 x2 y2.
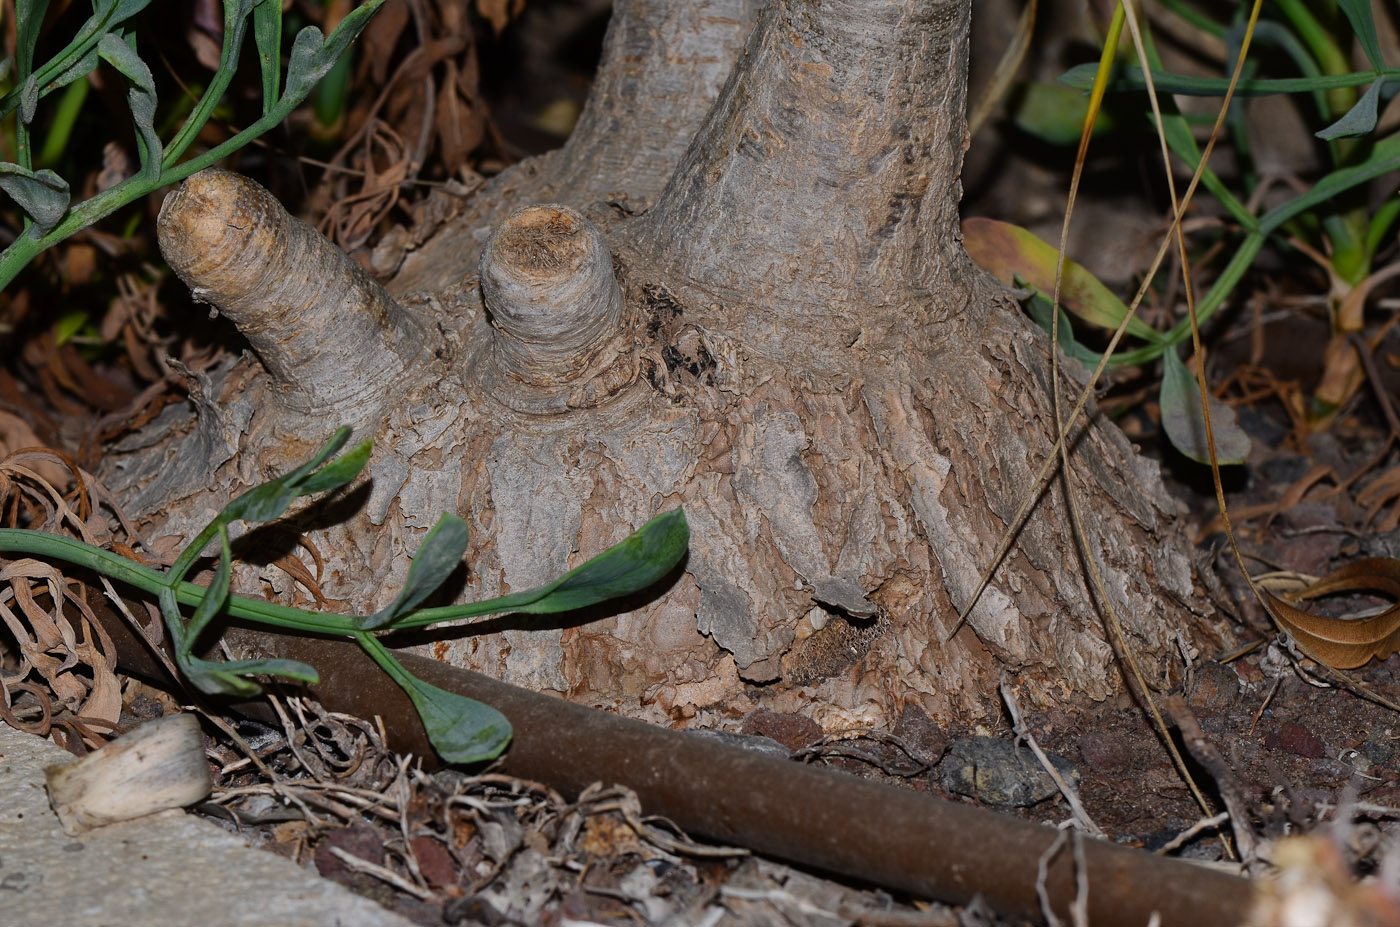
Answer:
113 0 1230 731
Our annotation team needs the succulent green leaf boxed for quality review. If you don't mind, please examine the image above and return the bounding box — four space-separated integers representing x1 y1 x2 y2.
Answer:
0 165 70 234
1316 78 1386 139
97 31 161 177
463 508 689 619
399 674 512 765
181 654 321 697
252 0 284 116
1159 350 1250 466
282 0 385 104
361 514 470 630
962 217 1162 343
183 528 233 653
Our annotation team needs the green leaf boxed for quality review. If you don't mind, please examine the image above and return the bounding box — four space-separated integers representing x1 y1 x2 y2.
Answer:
97 31 161 178
16 1 51 78
41 46 100 99
181 654 321 697
281 0 386 104
169 429 364 586
1316 77 1386 139
361 514 470 630
1259 132 1400 236
1 0 152 121
161 0 257 168
962 217 1162 343
95 0 156 23
297 439 372 495
399 673 512 765
1010 81 1115 146
18 76 40 124
1023 288 1105 366
183 528 233 654
53 310 88 345
1338 0 1384 70
157 585 187 652
222 427 358 523
0 165 70 235
464 508 690 619
1159 350 1250 466
252 0 284 116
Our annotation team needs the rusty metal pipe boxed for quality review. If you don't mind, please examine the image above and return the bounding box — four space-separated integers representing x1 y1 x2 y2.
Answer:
96 608 1255 925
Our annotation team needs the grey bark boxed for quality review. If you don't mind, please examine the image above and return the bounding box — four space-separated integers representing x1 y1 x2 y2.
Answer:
117 0 1229 730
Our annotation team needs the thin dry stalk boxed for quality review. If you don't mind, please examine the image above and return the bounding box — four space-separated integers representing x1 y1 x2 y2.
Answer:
1163 695 1259 862
1157 813 1232 855
999 680 1102 837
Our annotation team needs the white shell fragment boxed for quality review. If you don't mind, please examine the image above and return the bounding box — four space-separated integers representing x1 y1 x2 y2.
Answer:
43 713 212 836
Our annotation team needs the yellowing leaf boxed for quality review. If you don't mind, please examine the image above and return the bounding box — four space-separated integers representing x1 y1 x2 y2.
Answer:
1264 557 1400 669
962 216 1161 343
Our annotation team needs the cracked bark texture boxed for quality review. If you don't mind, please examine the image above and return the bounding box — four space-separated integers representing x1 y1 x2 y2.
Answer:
112 0 1230 730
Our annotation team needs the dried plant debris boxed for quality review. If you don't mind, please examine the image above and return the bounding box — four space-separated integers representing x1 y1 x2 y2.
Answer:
0 446 135 753
315 0 503 258
196 695 965 927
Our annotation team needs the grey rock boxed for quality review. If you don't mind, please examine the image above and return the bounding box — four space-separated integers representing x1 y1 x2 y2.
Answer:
939 736 1079 808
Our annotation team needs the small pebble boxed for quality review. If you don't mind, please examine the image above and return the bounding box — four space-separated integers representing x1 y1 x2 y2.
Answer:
938 736 1079 808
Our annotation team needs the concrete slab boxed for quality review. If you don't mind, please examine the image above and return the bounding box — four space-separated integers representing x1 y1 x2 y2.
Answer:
0 722 416 927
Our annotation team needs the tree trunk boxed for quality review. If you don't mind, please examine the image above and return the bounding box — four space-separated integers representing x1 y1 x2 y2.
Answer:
116 0 1230 730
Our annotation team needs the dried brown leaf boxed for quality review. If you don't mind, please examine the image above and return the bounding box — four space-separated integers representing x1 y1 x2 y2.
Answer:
435 62 485 173
362 0 411 84
1264 557 1400 669
1357 465 1400 532
476 0 525 37
0 414 71 488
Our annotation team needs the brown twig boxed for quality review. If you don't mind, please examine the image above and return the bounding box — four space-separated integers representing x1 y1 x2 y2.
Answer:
1164 694 1259 862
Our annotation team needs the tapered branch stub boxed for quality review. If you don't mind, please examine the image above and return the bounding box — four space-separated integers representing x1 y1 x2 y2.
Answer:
479 205 625 401
157 169 427 422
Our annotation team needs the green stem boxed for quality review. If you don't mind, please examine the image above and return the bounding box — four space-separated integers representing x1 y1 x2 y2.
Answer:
0 528 359 634
162 2 254 169
1064 63 1389 96
0 527 571 636
0 97 292 290
355 630 414 688
1106 130 1400 367
1270 0 1355 118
